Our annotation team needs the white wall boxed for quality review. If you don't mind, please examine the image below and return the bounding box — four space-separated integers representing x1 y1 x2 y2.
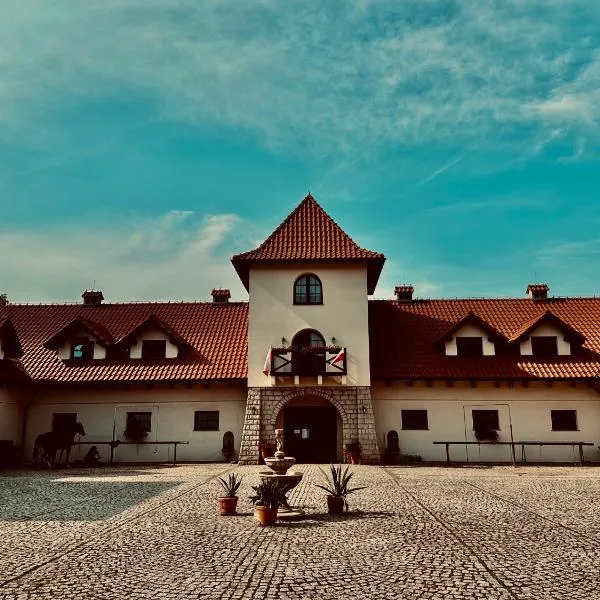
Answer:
372 381 600 463
129 328 179 359
25 385 246 463
444 323 496 356
520 323 571 355
0 388 19 442
248 263 370 387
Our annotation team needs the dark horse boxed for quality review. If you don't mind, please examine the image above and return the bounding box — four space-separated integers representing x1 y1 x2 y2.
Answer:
33 422 86 468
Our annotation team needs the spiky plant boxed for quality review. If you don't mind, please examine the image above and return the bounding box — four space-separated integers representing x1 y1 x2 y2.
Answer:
314 464 366 511
249 478 288 510
217 473 243 498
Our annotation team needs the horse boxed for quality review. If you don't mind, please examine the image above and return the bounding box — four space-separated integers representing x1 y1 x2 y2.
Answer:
33 422 86 468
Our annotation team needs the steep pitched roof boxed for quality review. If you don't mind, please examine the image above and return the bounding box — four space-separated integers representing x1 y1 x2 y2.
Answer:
435 311 508 346
508 310 586 345
44 316 115 350
0 302 248 384
0 316 24 358
115 314 191 349
369 297 600 380
232 194 385 293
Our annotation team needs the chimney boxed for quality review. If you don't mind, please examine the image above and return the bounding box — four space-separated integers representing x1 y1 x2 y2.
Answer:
211 288 231 304
82 290 104 305
526 283 549 300
394 285 414 302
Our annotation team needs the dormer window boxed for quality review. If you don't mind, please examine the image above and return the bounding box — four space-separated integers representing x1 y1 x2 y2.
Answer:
531 336 558 358
141 340 167 360
294 274 323 305
71 340 94 360
456 337 484 357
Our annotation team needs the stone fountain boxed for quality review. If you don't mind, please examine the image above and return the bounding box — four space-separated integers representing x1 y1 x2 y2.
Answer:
259 428 305 520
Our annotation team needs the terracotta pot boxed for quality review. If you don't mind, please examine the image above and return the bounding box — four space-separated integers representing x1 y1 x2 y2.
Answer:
349 453 360 465
255 505 278 526
218 497 238 516
326 495 345 514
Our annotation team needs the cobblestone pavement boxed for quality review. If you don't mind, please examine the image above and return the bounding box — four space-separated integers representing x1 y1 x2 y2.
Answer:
1 465 600 599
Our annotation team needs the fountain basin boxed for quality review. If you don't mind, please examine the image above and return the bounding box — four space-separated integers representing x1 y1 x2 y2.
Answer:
264 456 296 475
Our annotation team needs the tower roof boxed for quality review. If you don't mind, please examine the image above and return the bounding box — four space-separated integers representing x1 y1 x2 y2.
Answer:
231 194 385 293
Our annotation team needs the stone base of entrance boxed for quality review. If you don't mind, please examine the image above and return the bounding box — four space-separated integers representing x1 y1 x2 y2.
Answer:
238 386 381 465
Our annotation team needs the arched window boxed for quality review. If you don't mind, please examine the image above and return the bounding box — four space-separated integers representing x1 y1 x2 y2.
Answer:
291 329 326 375
294 274 323 305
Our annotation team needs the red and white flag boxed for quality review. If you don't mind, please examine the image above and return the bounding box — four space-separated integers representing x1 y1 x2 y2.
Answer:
262 346 272 376
331 348 345 365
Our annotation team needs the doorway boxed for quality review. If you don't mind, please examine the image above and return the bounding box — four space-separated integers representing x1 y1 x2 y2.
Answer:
283 405 337 463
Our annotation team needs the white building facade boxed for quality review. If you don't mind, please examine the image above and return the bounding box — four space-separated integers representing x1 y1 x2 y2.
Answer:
1 195 599 465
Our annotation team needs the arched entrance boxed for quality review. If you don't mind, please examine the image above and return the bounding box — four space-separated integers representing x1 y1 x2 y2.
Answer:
275 395 342 463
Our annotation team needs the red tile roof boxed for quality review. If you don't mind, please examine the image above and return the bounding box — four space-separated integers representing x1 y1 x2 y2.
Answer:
507 310 586 345
232 194 385 294
369 298 600 380
44 316 115 349
2 295 600 385
0 302 248 384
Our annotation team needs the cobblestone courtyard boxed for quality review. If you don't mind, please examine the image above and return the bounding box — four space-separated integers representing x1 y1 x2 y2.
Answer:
1 464 600 599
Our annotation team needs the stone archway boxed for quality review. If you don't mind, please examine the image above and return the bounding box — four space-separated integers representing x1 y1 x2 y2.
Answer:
238 386 381 465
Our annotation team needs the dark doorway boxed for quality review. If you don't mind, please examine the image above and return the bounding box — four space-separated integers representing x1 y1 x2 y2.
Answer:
283 405 337 463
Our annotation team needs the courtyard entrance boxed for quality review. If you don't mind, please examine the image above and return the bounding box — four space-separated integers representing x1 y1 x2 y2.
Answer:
283 405 337 463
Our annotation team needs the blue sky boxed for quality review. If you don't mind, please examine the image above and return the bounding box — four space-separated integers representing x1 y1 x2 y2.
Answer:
1 0 599 302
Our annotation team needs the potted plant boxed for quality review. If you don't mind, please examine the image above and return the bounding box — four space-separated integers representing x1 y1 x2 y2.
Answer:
216 473 242 516
343 440 361 464
249 479 287 526
315 464 366 514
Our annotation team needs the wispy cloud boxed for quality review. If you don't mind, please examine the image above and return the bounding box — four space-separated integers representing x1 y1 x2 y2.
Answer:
414 153 466 188
0 211 246 302
1 1 600 156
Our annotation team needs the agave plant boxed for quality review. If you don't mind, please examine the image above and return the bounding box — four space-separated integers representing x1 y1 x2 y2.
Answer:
217 473 243 498
249 478 288 510
314 464 366 511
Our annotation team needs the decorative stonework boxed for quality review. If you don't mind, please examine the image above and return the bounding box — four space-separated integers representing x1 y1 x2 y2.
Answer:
238 386 381 464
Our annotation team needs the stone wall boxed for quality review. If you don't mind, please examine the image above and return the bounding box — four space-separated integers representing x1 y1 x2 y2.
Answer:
238 386 380 464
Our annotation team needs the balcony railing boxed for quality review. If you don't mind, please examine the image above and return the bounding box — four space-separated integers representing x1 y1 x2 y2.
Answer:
271 346 347 377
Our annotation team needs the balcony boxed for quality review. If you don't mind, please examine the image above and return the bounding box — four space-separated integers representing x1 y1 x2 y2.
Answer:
270 346 347 377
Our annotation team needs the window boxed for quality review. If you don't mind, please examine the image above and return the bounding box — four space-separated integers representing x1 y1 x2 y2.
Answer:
291 329 326 375
52 413 77 435
141 339 167 360
456 337 484 357
472 409 499 431
126 412 152 433
551 410 578 431
531 336 558 357
401 410 428 430
71 340 94 360
294 274 323 305
194 411 219 431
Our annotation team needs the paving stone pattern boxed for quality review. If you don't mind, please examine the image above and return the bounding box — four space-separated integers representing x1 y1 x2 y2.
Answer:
1 465 600 599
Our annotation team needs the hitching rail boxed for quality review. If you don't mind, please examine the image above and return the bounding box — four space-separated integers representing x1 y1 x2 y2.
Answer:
74 441 189 466
433 441 594 467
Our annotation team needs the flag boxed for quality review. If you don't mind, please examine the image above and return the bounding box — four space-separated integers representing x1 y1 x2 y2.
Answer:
331 348 345 365
262 346 272 376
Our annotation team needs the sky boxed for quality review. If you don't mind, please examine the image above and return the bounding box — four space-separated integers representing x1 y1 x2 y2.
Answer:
1 0 600 303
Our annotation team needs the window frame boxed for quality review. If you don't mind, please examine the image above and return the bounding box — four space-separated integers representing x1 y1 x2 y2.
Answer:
531 336 559 358
193 410 220 431
293 274 323 305
455 336 484 357
126 411 152 434
472 409 500 432
550 409 578 432
401 409 429 431
70 339 94 360
141 339 168 360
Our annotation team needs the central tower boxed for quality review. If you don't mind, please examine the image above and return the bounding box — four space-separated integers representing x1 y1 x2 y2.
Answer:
232 194 385 464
